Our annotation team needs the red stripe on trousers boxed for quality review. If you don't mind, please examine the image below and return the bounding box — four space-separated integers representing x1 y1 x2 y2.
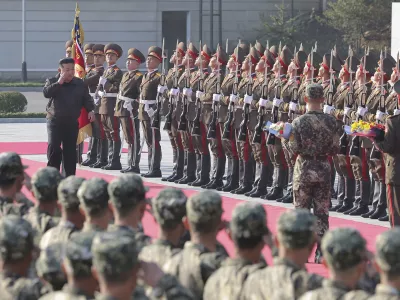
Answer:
230 124 238 159
177 132 184 150
380 158 386 183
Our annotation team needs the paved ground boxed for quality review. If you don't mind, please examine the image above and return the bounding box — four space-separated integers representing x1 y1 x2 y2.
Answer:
0 122 389 228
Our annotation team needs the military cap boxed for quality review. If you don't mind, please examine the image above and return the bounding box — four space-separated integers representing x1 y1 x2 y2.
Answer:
214 44 229 65
92 231 138 277
78 177 109 214
84 43 95 54
0 152 27 182
380 57 396 80
255 41 265 57
108 174 149 209
57 176 85 209
385 53 396 66
92 44 105 55
127 48 145 64
0 215 34 261
269 45 278 59
278 45 293 70
231 46 245 64
394 80 400 94
294 49 308 71
187 42 199 60
187 190 223 224
31 167 63 203
176 41 187 57
248 46 261 65
104 43 123 58
239 41 250 55
357 55 375 76
201 44 212 61
230 202 268 239
65 40 73 51
333 45 344 65
65 231 96 277
306 50 323 71
375 228 400 273
344 55 360 74
36 243 66 280
306 83 324 100
152 188 187 229
321 52 341 73
277 209 317 249
322 228 367 271
148 46 163 61
261 49 275 69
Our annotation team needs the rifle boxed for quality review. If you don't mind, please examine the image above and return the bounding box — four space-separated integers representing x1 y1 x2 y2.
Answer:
339 46 354 155
191 41 204 136
178 48 191 131
266 43 282 145
326 49 335 106
222 41 240 141
163 40 179 132
253 41 269 144
207 45 222 140
397 52 400 111
238 45 254 142
225 39 229 76
151 38 166 129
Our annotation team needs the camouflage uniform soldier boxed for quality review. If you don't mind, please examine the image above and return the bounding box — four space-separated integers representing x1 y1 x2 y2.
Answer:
262 45 292 200
164 191 228 299
0 152 31 217
83 44 108 168
290 83 340 263
0 216 51 299
243 209 323 300
77 177 110 232
203 202 269 299
24 167 62 242
107 173 151 251
189 44 213 187
139 46 163 178
40 176 85 249
97 43 124 170
116 48 145 174
300 228 371 300
36 243 67 291
92 231 194 299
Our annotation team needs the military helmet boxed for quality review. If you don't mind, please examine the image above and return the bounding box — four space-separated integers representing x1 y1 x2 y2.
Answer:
248 46 261 65
307 51 323 71
380 57 396 80
231 46 245 65
201 44 212 61
344 55 360 73
214 44 228 65
261 49 275 69
255 41 265 57
176 42 186 57
269 45 278 59
278 45 293 70
104 43 123 58
321 52 341 73
239 41 250 55
127 48 145 64
187 42 199 60
294 49 308 71
359 54 376 76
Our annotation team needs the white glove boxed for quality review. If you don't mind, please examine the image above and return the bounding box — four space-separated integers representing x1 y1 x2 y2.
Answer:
147 107 155 118
244 94 253 105
157 85 167 94
170 88 180 96
344 106 352 117
229 94 238 104
323 105 335 115
357 106 368 117
259 98 269 107
196 90 205 99
289 101 298 112
183 87 192 97
123 101 133 111
273 98 283 107
212 94 221 102
97 91 105 98
394 109 400 116
375 110 386 121
94 97 100 106
99 76 107 86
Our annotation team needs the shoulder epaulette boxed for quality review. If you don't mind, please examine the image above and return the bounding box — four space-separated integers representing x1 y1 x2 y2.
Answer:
155 72 161 77
114 66 120 70
136 71 143 76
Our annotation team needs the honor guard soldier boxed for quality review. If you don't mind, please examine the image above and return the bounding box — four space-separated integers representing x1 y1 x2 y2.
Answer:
139 46 163 178
189 44 212 187
115 48 145 174
201 45 228 190
218 46 244 192
247 47 275 197
262 45 291 200
176 43 199 184
65 40 73 58
289 83 341 263
97 43 123 170
162 42 186 182
299 48 322 105
84 44 108 169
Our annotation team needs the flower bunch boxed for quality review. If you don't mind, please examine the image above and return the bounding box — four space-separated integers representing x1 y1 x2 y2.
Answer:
346 121 385 138
350 120 373 133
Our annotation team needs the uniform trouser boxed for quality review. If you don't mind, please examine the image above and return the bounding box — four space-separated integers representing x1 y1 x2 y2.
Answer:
141 120 161 172
387 184 400 227
350 147 371 207
369 154 387 211
221 123 239 184
207 123 225 181
180 121 197 179
47 118 78 177
167 119 179 174
169 119 185 177
252 132 274 191
333 149 356 205
86 113 102 161
101 115 121 165
120 116 141 169
282 141 296 194
267 139 287 189
192 122 211 181
92 114 108 164
236 128 255 187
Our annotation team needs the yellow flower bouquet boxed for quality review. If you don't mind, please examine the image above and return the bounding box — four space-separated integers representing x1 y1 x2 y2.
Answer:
344 120 385 138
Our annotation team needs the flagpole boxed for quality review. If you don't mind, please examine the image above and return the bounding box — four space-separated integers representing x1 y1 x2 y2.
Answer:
21 0 27 82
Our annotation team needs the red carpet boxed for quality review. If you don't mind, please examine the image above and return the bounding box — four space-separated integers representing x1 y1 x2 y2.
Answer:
21 158 388 278
0 142 141 155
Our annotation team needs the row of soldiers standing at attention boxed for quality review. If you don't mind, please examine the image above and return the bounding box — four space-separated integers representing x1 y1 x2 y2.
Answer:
0 151 399 299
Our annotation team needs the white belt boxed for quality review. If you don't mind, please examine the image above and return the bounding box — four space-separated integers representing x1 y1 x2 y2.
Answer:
140 99 157 112
89 93 95 97
234 103 243 110
104 93 118 97
118 94 137 102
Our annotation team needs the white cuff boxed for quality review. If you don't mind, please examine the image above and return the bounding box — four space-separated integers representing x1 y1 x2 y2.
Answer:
147 108 155 118
229 94 238 104
244 94 253 105
123 101 133 111
97 91 105 98
323 105 335 115
196 90 205 98
357 106 368 117
273 98 283 107
212 94 221 102
157 85 167 94
170 88 180 96
375 110 386 121
344 106 351 116
259 98 268 107
183 87 192 97
289 101 297 111
94 97 100 105
99 76 107 86
394 109 400 116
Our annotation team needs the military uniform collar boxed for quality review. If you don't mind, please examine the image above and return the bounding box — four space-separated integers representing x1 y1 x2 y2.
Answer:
63 284 92 298
153 238 176 248
322 279 353 293
60 219 76 229
107 64 117 69
376 284 400 296
221 257 253 267
273 257 305 271
184 241 214 253
82 222 104 232
128 69 139 76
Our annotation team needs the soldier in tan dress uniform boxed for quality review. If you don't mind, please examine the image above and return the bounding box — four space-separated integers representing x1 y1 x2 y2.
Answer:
96 43 123 170
115 48 145 174
162 42 186 182
65 40 73 58
139 46 163 178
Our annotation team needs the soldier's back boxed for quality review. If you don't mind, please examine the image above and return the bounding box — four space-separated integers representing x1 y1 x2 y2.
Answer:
24 206 59 240
242 258 324 300
299 280 371 300
0 196 31 217
139 239 181 268
203 257 266 300
40 220 78 249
